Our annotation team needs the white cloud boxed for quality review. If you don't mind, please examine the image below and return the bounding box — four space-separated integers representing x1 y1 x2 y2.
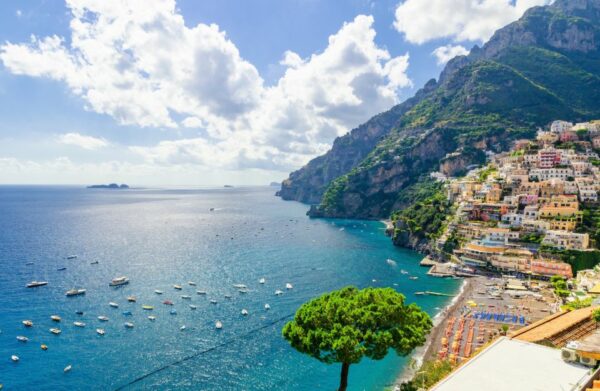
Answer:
16 9 22 17
432 44 470 65
394 0 553 44
58 132 109 150
0 2 412 172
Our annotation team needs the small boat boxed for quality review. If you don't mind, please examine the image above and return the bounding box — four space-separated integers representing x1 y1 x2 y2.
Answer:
189 305 197 310
64 365 72 373
22 320 33 327
170 309 177 315
233 284 247 289
259 278 266 284
409 276 419 280
163 300 173 306
51 315 61 322
75 311 84 315
210 299 217 304
90 261 99 265
41 344 48 351
96 328 105 336
98 316 109 322
400 270 409 275
122 311 132 316
109 302 119 308
16 336 28 342
188 281 196 286
57 267 67 271
66 255 78 260
148 316 156 321
274 290 283 296
127 296 137 302
215 321 223 330
26 262 34 265
181 295 191 300
241 309 249 316
73 321 86 327
109 276 129 287
224 294 232 299
26 281 48 288
196 290 207 295
264 304 270 310
154 290 164 295
173 285 182 290
386 259 397 267
142 305 154 310
124 322 134 328
414 291 425 295
11 355 19 362
285 283 293 290
50 328 61 335
65 288 86 297
180 325 186 331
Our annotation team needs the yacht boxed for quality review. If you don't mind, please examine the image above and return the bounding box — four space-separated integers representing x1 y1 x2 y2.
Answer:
233 284 247 289
96 328 105 336
109 302 119 308
11 355 19 362
142 305 154 310
215 321 223 329
154 290 164 295
264 304 271 310
259 278 266 284
173 285 183 290
386 259 397 267
210 299 218 304
50 328 61 335
241 309 249 316
181 295 191 300
148 316 156 321
238 288 249 294
73 321 85 328
170 309 177 315
51 315 61 322
285 283 293 290
127 296 137 302
16 336 28 342
64 365 72 373
122 311 132 316
180 325 186 331
224 294 232 299
409 276 419 280
124 322 134 329
400 270 409 275
109 276 129 287
22 320 33 327
196 290 207 295
65 288 86 297
189 304 197 310
26 281 48 288
188 281 196 286
66 255 78 260
98 316 109 322
274 290 283 296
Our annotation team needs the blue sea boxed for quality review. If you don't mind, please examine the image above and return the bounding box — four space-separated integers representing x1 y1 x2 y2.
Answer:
0 186 460 390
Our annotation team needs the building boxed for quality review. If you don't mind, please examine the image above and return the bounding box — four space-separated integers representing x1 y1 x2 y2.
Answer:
538 205 582 222
530 167 573 181
560 130 578 142
484 227 519 242
530 259 573 278
458 242 506 267
538 148 562 168
551 120 574 134
542 230 589 250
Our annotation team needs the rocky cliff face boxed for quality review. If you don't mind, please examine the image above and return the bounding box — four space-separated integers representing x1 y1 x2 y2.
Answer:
279 0 600 225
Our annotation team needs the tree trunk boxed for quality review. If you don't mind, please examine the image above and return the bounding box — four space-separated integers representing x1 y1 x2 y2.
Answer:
338 362 350 391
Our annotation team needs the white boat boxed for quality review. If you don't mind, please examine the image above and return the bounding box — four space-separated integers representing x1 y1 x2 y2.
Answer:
196 290 207 295
154 290 163 295
409 276 419 280
210 299 218 304
180 325 186 331
189 305 197 310
109 276 129 287
148 316 156 321
264 304 271 310
286 283 293 290
241 309 249 316
274 290 283 296
64 365 72 373
127 296 137 302
215 321 223 329
11 355 19 362
26 281 48 288
73 321 86 328
238 288 249 294
98 316 109 322
386 259 397 267
51 315 61 322
22 320 33 327
173 285 183 290
181 295 191 300
188 281 196 286
124 322 134 328
400 270 409 275
16 336 28 342
233 284 247 289
109 302 119 308
259 278 266 284
50 328 61 335
65 288 86 297
96 328 105 336
224 294 232 299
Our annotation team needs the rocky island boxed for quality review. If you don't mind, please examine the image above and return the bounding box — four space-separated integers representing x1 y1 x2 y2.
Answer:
87 183 130 189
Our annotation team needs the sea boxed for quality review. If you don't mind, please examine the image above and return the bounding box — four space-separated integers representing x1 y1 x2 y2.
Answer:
0 185 460 390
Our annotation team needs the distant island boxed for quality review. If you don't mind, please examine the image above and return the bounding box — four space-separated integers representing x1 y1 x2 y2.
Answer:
223 185 234 188
87 183 129 189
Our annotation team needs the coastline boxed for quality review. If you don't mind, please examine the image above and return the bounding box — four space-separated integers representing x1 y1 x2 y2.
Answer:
393 277 472 386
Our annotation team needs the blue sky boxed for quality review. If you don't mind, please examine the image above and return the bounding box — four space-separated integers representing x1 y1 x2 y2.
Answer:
0 0 551 186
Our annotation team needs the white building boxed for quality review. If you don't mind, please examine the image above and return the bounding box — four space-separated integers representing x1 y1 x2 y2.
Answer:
542 230 589 250
550 120 573 134
530 168 573 181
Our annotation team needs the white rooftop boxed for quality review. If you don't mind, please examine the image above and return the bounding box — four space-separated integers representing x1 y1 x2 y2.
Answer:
431 337 592 391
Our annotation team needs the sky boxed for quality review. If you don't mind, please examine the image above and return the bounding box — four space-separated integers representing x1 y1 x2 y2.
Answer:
0 0 552 186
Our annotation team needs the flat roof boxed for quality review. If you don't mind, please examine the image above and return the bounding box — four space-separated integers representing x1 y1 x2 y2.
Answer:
431 338 591 391
511 306 598 343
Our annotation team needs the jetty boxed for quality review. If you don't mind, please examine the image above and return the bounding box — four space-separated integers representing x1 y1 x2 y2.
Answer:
420 256 437 267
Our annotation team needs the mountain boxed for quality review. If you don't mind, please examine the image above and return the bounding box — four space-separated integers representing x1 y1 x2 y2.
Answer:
277 0 600 219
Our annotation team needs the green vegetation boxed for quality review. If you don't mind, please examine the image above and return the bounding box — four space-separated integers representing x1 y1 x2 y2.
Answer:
478 166 497 182
550 275 570 299
542 248 600 274
282 287 432 391
399 360 456 391
578 206 600 247
519 232 543 244
593 308 600 322
562 297 593 311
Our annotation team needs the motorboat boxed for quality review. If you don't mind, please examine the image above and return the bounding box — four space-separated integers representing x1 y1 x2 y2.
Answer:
173 285 183 290
127 296 137 302
96 328 105 336
73 321 85 328
196 290 207 295
65 288 86 297
210 299 218 304
238 287 249 294
26 281 48 288
181 295 191 300
259 278 266 284
57 267 67 271
233 284 247 289
122 311 132 316
285 283 293 290
170 309 177 315
188 281 196 286
11 355 19 362
386 259 397 267
274 290 283 296
148 316 156 321
109 302 119 308
22 320 33 327
215 321 223 329
75 311 84 315
154 290 164 295
241 309 248 316
16 336 28 342
400 270 409 275
41 344 48 351
66 255 77 260
64 365 72 373
26 262 34 265
51 315 61 322
163 300 173 306
409 276 419 280
98 316 109 322
50 328 61 335
90 261 99 265
109 276 129 287
264 304 271 310
189 305 197 310
224 294 232 299
180 325 186 331
142 305 154 310
124 322 134 329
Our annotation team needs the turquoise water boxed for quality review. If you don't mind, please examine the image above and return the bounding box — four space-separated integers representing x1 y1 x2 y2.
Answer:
0 186 460 390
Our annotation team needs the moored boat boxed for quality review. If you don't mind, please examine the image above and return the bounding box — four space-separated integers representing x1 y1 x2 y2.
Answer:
163 300 173 306
41 344 48 351
98 316 109 322
215 320 223 329
188 281 196 286
73 321 85 328
285 283 293 290
51 315 61 322
22 320 33 327
127 296 136 302
210 299 217 304
154 290 163 295
65 288 86 297
259 278 266 284
26 281 48 288
148 315 156 321
264 304 271 310
66 255 77 260
274 290 283 296
16 336 28 342
50 328 61 335
241 309 248 316
189 304 197 310
124 322 134 328
109 276 129 287
173 285 182 290
142 305 154 310
196 290 207 295
96 328 105 336
64 365 72 373
109 302 119 308
181 295 191 300
11 355 19 362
